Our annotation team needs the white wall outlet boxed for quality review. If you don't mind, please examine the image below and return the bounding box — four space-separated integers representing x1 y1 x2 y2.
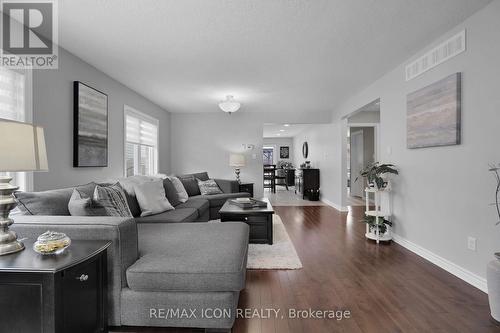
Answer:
467 237 477 251
387 146 392 155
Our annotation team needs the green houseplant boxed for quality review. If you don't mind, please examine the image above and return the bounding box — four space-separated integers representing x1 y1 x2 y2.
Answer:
356 162 399 189
360 215 393 234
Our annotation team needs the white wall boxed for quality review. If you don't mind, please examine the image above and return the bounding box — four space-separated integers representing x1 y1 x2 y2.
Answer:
332 0 500 286
347 111 380 123
262 137 294 165
170 111 331 197
292 124 342 208
32 48 171 190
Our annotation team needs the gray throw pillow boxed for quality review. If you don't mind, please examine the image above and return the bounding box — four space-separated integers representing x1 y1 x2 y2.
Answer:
93 183 132 217
14 182 97 216
179 176 201 196
163 178 181 206
167 176 189 203
134 180 175 217
197 178 223 195
178 172 209 181
68 188 107 216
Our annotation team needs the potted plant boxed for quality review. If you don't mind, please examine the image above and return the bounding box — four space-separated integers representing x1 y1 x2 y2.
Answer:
361 215 392 235
487 164 500 322
356 162 399 189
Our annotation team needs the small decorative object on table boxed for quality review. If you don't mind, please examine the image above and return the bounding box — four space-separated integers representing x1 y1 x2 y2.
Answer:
229 197 268 209
33 231 71 255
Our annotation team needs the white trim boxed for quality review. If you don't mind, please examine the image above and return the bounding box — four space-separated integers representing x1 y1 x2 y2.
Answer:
392 233 488 293
321 199 348 212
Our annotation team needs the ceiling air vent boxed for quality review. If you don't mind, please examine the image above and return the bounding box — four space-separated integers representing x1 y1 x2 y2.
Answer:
405 30 466 81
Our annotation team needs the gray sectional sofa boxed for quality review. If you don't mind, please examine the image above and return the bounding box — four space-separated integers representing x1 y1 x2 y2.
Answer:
11 172 252 331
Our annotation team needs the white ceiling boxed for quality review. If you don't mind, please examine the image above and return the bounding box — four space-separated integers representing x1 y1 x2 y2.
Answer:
58 0 492 113
263 124 311 138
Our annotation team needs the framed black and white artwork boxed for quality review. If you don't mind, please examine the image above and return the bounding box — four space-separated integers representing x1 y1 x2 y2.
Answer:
73 81 108 167
280 146 290 159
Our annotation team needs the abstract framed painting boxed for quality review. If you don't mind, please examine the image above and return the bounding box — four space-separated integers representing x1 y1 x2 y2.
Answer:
280 146 290 159
73 81 108 167
407 72 461 149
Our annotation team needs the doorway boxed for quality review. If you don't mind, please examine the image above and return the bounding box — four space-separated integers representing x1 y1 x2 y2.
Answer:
345 99 380 206
262 123 326 206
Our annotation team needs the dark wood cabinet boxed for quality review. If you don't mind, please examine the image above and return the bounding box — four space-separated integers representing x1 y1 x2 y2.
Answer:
238 182 254 197
0 240 109 333
295 168 320 200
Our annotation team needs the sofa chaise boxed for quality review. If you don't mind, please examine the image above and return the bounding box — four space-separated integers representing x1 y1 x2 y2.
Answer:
11 172 252 331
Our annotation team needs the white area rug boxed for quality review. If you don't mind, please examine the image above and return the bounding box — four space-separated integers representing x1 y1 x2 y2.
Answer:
210 215 303 270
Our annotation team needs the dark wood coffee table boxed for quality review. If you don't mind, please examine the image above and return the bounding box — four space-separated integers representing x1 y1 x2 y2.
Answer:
219 198 274 244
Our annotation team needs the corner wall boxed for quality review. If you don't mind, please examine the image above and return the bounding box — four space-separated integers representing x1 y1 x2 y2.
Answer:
292 124 342 209
332 0 500 288
32 48 171 190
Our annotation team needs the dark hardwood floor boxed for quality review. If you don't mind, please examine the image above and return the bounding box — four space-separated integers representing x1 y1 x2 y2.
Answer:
110 205 500 333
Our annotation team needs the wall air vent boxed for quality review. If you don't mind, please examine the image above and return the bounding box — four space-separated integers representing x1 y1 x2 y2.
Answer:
405 30 466 81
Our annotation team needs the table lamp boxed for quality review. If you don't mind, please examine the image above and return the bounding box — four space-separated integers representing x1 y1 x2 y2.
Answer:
0 119 48 255
229 154 245 184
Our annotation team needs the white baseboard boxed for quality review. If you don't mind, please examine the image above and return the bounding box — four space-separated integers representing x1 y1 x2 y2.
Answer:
392 234 488 293
321 199 348 212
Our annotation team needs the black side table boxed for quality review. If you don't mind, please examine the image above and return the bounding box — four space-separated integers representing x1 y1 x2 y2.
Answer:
238 182 254 197
0 240 110 333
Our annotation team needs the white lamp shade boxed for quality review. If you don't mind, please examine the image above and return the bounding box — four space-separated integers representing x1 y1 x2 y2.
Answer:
229 154 245 167
0 120 48 172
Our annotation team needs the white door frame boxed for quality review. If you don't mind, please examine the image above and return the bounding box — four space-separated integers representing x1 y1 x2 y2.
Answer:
349 129 364 198
345 122 379 201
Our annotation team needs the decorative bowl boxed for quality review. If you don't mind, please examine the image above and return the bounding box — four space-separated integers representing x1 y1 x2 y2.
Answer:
33 231 71 255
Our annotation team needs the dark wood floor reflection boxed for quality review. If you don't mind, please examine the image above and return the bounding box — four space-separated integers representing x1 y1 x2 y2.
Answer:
110 206 500 333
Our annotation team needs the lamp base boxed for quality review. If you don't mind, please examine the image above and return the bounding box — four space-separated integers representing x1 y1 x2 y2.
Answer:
0 176 24 256
235 168 241 184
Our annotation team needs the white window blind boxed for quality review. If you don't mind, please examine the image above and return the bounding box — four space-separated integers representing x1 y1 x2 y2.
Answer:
124 106 159 177
0 67 32 191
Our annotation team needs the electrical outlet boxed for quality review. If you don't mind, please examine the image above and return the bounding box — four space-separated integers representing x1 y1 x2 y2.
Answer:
467 237 477 251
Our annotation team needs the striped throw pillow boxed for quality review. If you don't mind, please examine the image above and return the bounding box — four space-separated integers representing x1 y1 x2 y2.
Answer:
93 183 132 217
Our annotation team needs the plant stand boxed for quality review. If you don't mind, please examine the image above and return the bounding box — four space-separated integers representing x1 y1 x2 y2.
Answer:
365 186 392 244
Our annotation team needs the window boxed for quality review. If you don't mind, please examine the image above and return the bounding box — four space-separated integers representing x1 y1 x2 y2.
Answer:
124 105 159 177
263 147 274 165
0 66 33 191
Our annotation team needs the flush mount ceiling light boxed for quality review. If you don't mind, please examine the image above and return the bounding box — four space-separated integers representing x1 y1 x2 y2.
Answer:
219 95 241 113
